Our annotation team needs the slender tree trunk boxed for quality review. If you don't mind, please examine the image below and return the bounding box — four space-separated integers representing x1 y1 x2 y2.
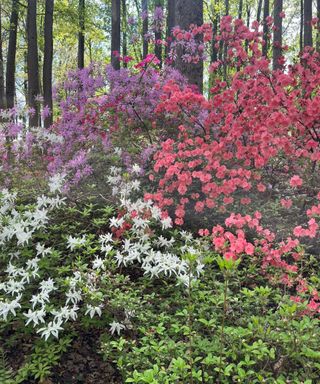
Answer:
272 0 283 70
317 0 320 52
303 0 313 48
6 0 19 109
257 0 263 22
262 0 269 57
111 0 121 69
222 0 230 80
175 0 203 92
238 0 243 19
225 0 229 15
122 0 127 67
166 0 175 57
154 0 162 67
246 5 251 28
78 0 85 68
211 12 219 63
0 5 5 110
300 0 304 52
245 4 251 53
43 0 54 127
142 0 148 58
27 0 40 126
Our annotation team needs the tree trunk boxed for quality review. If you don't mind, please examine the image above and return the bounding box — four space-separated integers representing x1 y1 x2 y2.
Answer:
142 0 148 58
43 0 54 127
238 0 243 19
111 0 121 69
303 0 313 48
317 0 320 52
175 0 203 92
272 0 282 70
166 0 175 57
262 0 269 57
27 0 40 126
257 0 263 22
154 0 162 67
300 0 304 52
225 0 229 15
222 0 231 79
6 0 19 109
122 0 127 67
0 5 5 110
246 5 251 28
211 12 219 63
78 0 85 68
245 4 251 53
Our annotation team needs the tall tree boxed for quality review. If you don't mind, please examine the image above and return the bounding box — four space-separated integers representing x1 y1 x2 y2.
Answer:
0 5 5 110
257 0 263 22
122 0 127 67
238 0 243 19
111 0 121 69
43 0 54 127
154 0 163 66
142 0 148 58
6 0 19 109
262 0 269 57
210 2 219 64
303 0 313 47
272 0 283 70
27 0 40 126
222 0 230 79
78 0 85 68
225 0 229 15
246 4 251 28
166 0 175 56
175 0 203 92
300 0 304 52
317 0 320 52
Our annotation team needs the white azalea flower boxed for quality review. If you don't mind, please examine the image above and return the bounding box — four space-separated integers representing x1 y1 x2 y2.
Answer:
24 307 46 326
85 304 103 318
37 319 64 340
92 257 105 270
131 164 141 174
109 320 126 335
67 235 86 250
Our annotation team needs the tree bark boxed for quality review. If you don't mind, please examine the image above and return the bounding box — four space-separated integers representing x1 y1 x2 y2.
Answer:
222 0 231 79
122 0 127 67
300 0 304 52
317 0 320 52
211 10 219 63
225 0 229 15
142 0 148 58
78 0 85 68
262 0 269 57
303 0 313 48
257 0 263 22
166 0 175 57
43 0 54 127
175 0 203 92
246 5 251 28
0 5 5 110
6 0 19 109
272 0 283 70
238 0 243 19
154 0 162 67
27 0 40 126
111 0 121 69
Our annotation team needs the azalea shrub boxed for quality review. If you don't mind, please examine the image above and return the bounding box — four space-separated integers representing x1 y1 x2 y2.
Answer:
0 15 320 384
